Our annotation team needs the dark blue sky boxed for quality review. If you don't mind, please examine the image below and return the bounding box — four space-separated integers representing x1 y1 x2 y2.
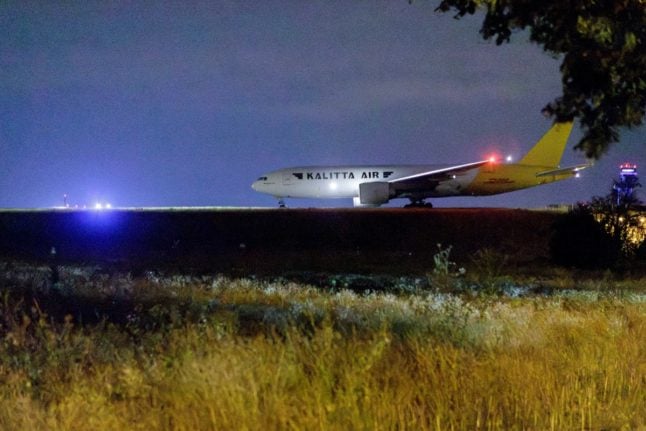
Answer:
1 1 644 208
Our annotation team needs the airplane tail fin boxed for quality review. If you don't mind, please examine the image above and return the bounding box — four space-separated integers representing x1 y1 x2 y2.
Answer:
518 122 574 167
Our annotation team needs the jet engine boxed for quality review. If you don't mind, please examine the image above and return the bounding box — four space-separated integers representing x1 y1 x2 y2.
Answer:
358 182 391 206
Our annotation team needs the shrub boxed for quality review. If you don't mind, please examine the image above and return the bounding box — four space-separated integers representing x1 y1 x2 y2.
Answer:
550 204 621 269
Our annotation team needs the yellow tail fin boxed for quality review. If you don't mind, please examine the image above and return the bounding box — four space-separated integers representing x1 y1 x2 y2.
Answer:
519 122 574 167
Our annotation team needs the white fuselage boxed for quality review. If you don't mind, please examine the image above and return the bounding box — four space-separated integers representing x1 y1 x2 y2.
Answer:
252 165 479 200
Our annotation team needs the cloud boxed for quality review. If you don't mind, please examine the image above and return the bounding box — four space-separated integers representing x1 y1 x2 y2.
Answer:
272 72 551 124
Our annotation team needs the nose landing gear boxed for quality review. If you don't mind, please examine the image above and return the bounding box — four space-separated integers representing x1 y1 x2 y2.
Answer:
404 199 433 208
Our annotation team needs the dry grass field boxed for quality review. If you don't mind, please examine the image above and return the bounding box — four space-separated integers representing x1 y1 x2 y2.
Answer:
1 262 644 430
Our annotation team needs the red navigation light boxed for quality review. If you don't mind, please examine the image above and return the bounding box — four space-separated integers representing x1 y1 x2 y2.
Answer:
483 151 501 164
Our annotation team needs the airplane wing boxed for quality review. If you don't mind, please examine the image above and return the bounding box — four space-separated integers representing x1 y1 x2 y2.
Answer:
389 160 493 184
536 163 591 177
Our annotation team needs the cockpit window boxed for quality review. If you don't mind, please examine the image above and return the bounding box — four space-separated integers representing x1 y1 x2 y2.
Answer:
257 176 268 181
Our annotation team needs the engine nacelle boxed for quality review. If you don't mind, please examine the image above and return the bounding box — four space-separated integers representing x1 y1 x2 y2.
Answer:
358 182 391 206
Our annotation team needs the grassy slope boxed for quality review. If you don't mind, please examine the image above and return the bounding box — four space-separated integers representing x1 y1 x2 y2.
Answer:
0 208 560 275
1 269 644 430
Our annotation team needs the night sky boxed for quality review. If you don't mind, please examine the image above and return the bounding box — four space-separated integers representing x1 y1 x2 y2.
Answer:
2 1 644 209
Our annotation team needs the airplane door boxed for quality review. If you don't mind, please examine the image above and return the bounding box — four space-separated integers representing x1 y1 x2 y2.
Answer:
282 172 293 185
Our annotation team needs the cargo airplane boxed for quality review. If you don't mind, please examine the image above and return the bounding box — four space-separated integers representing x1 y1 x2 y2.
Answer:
252 122 590 207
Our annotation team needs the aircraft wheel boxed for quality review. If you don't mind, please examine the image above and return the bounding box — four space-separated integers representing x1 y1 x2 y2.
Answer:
404 201 432 209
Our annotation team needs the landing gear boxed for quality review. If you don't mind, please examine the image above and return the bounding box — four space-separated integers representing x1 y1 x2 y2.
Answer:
277 199 287 208
404 199 433 209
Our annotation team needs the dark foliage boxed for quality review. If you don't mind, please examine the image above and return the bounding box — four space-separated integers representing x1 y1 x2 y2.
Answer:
637 239 646 261
431 0 646 158
550 204 621 269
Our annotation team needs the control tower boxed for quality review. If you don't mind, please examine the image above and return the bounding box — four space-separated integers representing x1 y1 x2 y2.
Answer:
613 163 640 205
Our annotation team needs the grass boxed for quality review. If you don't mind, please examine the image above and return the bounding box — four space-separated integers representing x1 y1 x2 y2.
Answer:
0 262 645 430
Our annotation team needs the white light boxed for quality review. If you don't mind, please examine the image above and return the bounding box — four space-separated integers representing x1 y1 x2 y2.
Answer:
105 203 112 209
329 182 338 190
506 155 513 162
575 173 580 178
94 203 103 210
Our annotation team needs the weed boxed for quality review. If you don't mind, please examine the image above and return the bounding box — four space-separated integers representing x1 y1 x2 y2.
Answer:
427 244 463 291
432 243 455 276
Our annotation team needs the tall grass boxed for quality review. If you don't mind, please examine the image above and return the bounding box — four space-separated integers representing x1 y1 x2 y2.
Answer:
0 266 644 430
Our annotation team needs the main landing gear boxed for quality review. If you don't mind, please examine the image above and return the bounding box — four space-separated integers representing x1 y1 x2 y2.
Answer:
404 199 433 209
277 199 287 208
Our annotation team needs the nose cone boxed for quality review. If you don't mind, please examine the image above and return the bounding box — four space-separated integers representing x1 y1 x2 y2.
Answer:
252 175 271 194
252 177 267 192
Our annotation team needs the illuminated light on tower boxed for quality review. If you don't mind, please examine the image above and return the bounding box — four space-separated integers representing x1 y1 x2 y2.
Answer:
63 194 69 208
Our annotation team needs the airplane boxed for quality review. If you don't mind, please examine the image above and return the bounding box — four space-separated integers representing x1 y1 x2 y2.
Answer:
251 122 591 208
